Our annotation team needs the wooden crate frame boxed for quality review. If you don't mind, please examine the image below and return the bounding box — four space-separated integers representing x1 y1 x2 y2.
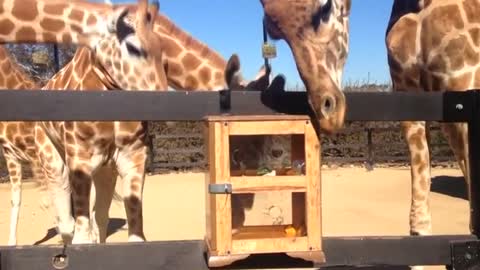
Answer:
203 114 324 267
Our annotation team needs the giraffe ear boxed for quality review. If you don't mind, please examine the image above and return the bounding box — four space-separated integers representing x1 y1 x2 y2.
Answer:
342 0 351 16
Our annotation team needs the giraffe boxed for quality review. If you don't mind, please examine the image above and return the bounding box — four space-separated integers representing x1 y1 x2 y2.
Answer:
33 2 168 244
0 0 167 245
386 0 479 244
260 0 351 134
0 46 49 246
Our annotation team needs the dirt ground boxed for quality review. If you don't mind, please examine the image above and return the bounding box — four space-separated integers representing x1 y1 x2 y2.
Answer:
0 167 469 269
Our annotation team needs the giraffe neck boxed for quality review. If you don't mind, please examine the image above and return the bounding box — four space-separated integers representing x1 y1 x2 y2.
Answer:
0 45 38 89
154 13 227 91
44 47 111 91
0 0 115 47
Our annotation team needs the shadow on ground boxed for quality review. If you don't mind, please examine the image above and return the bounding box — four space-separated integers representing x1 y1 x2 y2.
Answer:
33 218 127 245
431 175 467 200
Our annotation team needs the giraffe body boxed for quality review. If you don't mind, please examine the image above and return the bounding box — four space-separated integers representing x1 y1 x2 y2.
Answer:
386 0 479 237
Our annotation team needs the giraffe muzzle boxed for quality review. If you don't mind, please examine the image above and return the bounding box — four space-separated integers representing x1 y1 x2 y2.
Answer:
309 90 346 135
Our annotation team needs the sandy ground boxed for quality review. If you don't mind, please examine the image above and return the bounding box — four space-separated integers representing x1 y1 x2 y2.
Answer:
0 167 469 269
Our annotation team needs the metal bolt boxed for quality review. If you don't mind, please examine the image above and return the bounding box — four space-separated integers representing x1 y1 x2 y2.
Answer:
465 252 473 260
456 104 464 111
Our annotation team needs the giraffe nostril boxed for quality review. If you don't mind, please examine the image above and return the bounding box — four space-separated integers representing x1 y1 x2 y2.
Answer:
271 149 283 158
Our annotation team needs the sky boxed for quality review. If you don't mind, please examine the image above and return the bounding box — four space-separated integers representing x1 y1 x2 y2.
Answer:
94 0 394 88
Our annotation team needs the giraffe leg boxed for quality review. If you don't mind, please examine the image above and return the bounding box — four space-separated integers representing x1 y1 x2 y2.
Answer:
115 146 147 242
69 162 96 244
35 126 75 245
440 123 469 187
401 121 432 236
440 123 470 229
5 156 22 246
90 164 118 243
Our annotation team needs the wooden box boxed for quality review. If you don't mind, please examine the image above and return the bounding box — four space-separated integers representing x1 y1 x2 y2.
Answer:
203 115 325 267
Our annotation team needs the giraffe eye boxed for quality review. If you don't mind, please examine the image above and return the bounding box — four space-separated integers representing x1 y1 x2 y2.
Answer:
312 0 332 30
125 42 147 58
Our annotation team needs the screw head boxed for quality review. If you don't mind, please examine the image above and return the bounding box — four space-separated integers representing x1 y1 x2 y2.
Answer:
456 104 464 110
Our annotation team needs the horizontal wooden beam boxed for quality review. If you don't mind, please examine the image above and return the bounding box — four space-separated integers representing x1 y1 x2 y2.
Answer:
0 235 476 269
0 90 474 122
230 176 306 193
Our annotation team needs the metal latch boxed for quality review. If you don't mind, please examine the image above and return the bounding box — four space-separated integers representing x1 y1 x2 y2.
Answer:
209 183 232 194
262 43 277 59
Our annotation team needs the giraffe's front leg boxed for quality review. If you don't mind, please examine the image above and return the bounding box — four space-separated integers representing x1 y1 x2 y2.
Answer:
69 161 96 245
35 126 75 245
401 121 432 236
114 123 147 242
115 146 147 242
90 163 118 243
5 155 22 246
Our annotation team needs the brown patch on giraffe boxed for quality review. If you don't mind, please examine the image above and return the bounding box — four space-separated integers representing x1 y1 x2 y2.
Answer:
122 62 130 74
448 73 472 90
12 2 38 21
463 0 480 24
14 137 26 151
35 130 46 145
65 132 76 144
76 124 96 140
427 54 447 72
40 18 65 32
163 38 183 57
166 62 182 77
114 61 121 71
66 145 76 158
182 53 201 71
185 75 199 89
409 129 425 151
445 35 470 70
16 27 36 41
199 67 211 86
424 5 464 51
64 121 74 130
148 72 157 84
62 33 72 43
214 72 223 82
470 29 480 47
387 17 418 64
25 135 34 145
70 24 82 34
44 4 68 15
86 14 97 26
0 19 14 35
69 9 84 22
475 68 480 83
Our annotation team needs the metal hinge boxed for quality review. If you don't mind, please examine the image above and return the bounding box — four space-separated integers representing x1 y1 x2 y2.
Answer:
208 183 232 194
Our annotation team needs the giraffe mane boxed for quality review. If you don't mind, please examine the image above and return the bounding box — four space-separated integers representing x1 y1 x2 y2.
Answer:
154 13 227 67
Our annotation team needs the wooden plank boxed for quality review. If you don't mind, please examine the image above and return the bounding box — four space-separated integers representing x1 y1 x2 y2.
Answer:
232 237 309 254
305 121 322 251
205 121 232 256
228 120 306 135
204 114 310 122
0 90 467 122
230 176 306 193
0 235 477 269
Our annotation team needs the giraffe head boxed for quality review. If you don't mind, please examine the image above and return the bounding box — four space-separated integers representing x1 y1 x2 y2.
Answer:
89 0 167 90
260 0 351 134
